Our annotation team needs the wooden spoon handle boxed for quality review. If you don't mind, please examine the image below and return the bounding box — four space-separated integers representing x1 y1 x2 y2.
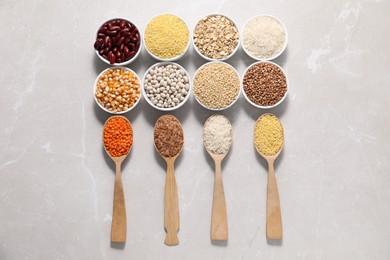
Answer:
164 159 179 246
211 159 228 241
111 162 126 243
266 161 282 239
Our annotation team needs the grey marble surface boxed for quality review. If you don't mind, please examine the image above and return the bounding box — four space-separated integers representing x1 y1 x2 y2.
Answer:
1 0 390 259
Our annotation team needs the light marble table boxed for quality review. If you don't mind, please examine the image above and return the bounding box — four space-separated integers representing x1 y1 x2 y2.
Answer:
1 0 390 259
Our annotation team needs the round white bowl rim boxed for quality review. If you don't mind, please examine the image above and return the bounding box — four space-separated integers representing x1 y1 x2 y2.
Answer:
142 61 192 111
192 13 240 62
95 18 142 66
241 14 288 61
143 13 191 62
241 60 289 109
94 66 142 114
193 61 241 111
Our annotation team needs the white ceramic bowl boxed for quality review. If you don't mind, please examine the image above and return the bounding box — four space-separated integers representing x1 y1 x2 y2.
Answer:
241 61 288 109
94 67 142 114
241 14 288 61
94 18 142 66
192 14 240 61
143 14 190 62
142 62 191 111
193 61 241 111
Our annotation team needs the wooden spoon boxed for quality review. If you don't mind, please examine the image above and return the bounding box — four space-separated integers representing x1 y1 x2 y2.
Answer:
154 115 184 246
103 116 133 243
203 115 232 241
254 113 284 240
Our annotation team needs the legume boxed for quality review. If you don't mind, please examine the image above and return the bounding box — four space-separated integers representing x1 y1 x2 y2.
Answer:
193 15 239 60
243 62 287 107
154 115 184 157
95 68 141 113
144 14 189 59
254 114 284 156
144 63 189 109
203 115 232 154
103 117 133 157
94 19 141 64
193 62 240 109
242 15 287 60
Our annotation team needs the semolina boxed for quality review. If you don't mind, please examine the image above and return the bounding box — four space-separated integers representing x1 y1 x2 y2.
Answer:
254 114 284 156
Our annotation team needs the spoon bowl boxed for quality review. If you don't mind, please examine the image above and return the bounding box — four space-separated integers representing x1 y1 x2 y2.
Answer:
154 115 184 246
203 115 232 241
103 116 133 243
254 113 284 240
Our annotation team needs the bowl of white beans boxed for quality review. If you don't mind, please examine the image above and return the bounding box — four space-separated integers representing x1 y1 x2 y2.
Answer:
142 62 191 111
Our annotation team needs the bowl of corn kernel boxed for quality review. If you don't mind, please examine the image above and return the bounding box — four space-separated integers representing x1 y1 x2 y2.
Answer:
94 67 142 114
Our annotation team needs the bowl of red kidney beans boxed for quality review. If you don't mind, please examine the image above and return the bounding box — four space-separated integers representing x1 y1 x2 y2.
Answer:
94 18 141 65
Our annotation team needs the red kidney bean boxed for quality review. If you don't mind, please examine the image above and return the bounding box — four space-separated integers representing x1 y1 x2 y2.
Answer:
98 26 107 34
109 25 121 31
114 34 121 43
123 46 129 55
112 37 116 47
126 51 136 59
94 39 103 49
104 36 110 46
117 37 125 46
105 30 117 36
96 19 141 64
124 37 131 45
108 52 116 64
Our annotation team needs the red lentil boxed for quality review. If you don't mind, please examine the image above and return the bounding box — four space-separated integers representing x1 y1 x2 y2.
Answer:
103 117 133 157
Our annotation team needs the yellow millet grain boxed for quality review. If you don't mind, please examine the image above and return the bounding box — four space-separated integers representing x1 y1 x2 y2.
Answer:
254 114 284 156
144 14 189 59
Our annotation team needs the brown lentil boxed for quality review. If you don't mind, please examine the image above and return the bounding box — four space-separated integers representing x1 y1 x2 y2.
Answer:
154 115 184 157
243 62 287 107
193 15 239 60
95 68 141 113
193 62 240 109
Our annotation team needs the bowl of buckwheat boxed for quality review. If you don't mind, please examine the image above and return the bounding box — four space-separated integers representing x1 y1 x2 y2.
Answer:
241 61 288 109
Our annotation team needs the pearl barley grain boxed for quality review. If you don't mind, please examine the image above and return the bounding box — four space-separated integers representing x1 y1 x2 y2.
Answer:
144 63 189 109
193 62 240 109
